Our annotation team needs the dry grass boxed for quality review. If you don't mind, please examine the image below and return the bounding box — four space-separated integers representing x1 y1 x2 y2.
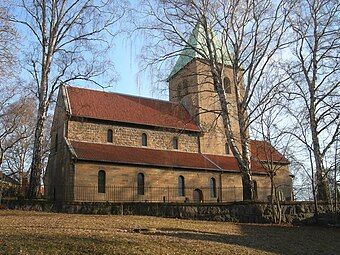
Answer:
0 210 339 255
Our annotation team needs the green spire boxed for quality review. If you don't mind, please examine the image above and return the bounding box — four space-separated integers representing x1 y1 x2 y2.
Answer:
168 23 231 81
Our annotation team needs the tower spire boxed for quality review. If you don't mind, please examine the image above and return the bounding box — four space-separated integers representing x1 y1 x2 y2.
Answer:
168 22 230 81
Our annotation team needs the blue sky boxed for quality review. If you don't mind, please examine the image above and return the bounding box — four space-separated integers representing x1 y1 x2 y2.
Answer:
13 0 171 102
111 33 161 99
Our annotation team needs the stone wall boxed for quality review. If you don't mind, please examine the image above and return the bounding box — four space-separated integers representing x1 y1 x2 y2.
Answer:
68 120 199 153
45 88 75 201
73 161 240 202
168 59 244 155
70 161 284 203
2 199 339 225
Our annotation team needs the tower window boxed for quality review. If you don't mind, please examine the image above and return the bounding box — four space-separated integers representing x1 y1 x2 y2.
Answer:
98 170 106 193
141 133 147 146
107 129 113 143
55 133 58 152
210 177 217 198
223 77 231 94
177 84 183 101
173 137 178 149
137 173 145 195
225 143 230 155
178 175 185 196
183 80 189 96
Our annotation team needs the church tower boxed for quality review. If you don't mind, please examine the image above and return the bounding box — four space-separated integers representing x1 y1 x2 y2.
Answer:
168 24 242 156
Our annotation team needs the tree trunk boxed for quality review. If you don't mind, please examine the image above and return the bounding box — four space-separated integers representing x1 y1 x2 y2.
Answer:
27 101 48 198
0 147 3 168
242 172 252 200
309 82 330 202
270 176 276 223
215 75 253 200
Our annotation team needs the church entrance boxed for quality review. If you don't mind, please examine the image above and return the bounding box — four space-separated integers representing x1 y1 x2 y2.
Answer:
193 189 203 203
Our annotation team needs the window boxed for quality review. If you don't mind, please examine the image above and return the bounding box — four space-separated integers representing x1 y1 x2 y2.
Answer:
183 80 189 96
107 129 113 143
177 83 183 101
225 143 230 155
173 137 178 149
137 173 145 195
210 177 217 198
253 181 258 200
178 175 185 196
55 133 58 152
98 170 106 193
141 133 147 146
223 77 231 94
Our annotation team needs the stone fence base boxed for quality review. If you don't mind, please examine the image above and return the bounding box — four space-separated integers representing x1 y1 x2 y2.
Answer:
1 199 339 225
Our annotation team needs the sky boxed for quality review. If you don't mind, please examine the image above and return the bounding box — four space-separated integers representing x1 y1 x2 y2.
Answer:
13 0 171 102
110 33 165 99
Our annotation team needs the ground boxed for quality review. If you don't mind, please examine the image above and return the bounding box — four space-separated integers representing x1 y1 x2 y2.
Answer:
0 210 339 255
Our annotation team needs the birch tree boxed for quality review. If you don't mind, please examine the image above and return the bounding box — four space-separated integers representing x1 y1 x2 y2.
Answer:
0 2 17 80
0 97 34 170
135 0 292 199
284 0 339 202
1 98 35 188
9 0 125 198
252 97 295 223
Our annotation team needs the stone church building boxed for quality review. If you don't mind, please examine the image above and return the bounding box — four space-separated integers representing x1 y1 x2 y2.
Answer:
45 27 293 203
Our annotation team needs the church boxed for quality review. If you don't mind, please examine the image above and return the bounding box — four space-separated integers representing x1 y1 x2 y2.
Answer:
45 26 293 203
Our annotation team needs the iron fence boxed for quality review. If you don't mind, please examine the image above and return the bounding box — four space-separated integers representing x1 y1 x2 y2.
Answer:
44 185 292 203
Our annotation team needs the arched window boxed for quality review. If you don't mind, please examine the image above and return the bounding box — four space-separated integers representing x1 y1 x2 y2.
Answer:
183 80 189 96
223 77 231 94
137 173 145 195
178 175 185 196
55 133 58 152
177 83 183 101
173 137 178 149
98 170 106 193
210 177 217 198
107 129 113 143
225 143 230 155
141 133 147 146
253 181 258 200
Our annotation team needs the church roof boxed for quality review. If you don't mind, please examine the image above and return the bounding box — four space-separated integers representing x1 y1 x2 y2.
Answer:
69 140 274 174
65 86 200 132
250 140 289 164
168 23 231 80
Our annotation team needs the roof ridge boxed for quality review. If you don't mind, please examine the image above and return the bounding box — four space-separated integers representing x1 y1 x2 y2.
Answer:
65 85 201 132
66 85 180 106
69 140 204 155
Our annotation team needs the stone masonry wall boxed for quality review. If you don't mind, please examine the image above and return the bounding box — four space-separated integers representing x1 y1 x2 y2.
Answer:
68 120 199 153
3 200 339 225
168 59 244 156
69 161 280 203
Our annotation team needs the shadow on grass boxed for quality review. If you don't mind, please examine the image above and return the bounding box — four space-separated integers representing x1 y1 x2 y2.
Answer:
148 224 340 255
0 232 134 255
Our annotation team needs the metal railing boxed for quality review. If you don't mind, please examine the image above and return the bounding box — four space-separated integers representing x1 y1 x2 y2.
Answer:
44 185 293 203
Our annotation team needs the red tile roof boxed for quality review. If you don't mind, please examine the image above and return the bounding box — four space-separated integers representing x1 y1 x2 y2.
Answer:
69 141 269 174
65 86 200 132
250 140 289 164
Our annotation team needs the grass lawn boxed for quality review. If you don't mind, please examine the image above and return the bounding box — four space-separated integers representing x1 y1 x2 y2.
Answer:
0 210 339 255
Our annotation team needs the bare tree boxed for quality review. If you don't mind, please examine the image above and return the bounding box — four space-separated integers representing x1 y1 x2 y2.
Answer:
0 1 18 80
0 97 34 171
9 0 126 198
134 0 292 199
284 0 339 202
252 97 295 223
1 98 35 188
